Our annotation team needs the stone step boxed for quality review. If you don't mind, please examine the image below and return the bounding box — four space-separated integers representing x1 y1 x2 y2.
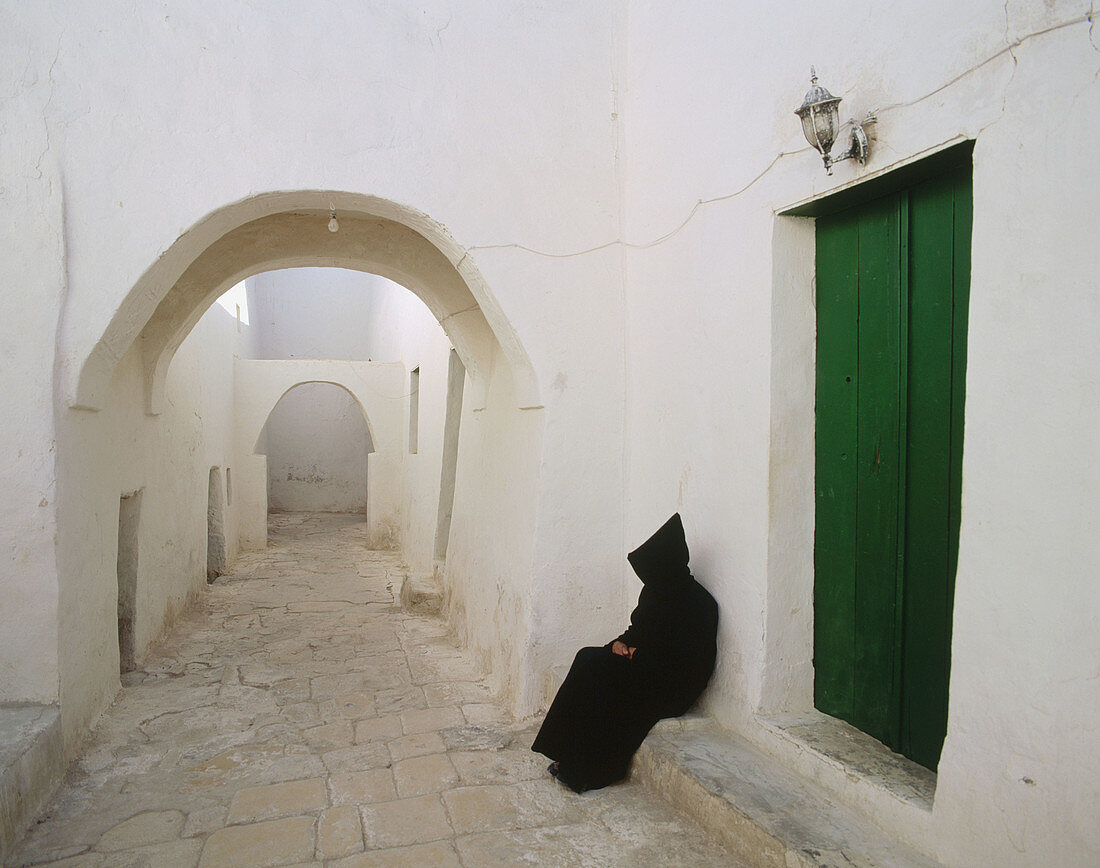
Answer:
399 571 443 614
634 724 941 868
541 660 932 864
0 705 64 864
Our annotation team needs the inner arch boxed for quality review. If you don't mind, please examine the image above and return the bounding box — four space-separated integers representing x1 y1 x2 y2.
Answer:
257 381 373 517
252 380 377 457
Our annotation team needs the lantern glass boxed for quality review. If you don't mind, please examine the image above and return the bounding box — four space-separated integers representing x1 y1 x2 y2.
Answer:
812 103 840 153
795 70 843 155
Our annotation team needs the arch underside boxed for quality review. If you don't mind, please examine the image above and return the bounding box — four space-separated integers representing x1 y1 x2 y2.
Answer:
71 194 540 414
235 367 396 458
255 380 379 457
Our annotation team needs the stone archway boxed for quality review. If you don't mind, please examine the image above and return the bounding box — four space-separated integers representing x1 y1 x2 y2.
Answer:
53 193 546 753
63 191 541 415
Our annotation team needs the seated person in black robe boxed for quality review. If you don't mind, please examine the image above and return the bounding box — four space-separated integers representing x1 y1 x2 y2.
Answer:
531 513 718 793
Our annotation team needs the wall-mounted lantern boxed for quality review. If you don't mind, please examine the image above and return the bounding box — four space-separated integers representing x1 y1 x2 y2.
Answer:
795 67 876 175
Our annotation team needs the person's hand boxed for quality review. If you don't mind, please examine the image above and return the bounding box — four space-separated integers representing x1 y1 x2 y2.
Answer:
612 641 636 659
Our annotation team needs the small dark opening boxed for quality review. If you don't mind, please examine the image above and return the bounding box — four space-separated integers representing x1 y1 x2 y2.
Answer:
117 490 142 673
208 467 227 581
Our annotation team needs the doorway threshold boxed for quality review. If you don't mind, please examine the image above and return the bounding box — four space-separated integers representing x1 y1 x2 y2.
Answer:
759 710 936 811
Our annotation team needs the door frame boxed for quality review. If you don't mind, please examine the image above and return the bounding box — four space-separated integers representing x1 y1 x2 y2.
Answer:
811 164 972 768
760 140 975 745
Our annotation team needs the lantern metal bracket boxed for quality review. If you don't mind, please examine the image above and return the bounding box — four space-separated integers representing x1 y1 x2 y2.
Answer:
824 111 877 174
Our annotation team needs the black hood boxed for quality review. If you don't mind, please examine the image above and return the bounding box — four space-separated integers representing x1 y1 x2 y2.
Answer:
627 513 692 594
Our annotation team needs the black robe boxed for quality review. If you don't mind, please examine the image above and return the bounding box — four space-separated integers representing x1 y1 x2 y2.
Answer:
531 513 718 792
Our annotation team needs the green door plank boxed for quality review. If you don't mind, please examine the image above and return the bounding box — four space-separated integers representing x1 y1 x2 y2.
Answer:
892 194 911 750
852 194 903 748
902 173 956 767
814 212 860 720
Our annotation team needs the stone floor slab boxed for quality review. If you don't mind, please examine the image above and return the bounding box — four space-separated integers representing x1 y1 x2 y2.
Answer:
353 716 402 744
94 810 186 851
226 778 327 825
109 837 204 867
441 780 580 835
330 840 462 867
6 514 737 868
358 795 452 850
454 824 622 867
398 707 463 736
19 855 105 868
199 815 315 867
182 806 227 838
393 753 459 798
386 732 445 763
317 806 363 860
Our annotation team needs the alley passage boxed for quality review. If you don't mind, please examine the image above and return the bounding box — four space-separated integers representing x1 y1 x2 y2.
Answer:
8 513 735 867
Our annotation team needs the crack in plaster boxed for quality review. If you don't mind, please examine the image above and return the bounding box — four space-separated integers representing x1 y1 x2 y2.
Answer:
462 11 1094 262
434 14 452 48
32 31 64 182
438 303 480 325
467 150 792 261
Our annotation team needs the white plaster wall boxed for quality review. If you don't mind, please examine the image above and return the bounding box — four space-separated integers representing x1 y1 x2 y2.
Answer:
6 2 1093 863
248 269 383 361
473 247 628 710
0 19 64 703
263 383 371 514
443 360 544 702
351 269 561 702
54 301 248 750
356 274 457 573
620 1 1100 864
48 0 621 397
247 271 380 517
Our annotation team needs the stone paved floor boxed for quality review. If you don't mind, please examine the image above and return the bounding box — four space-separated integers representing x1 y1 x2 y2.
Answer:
7 513 738 867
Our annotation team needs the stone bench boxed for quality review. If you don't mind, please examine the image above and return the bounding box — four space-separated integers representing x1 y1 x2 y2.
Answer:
0 705 64 864
634 721 941 867
399 568 444 615
543 664 939 866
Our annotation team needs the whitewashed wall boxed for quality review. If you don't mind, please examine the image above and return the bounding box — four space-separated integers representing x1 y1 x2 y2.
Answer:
620 1 1099 864
54 303 248 749
356 274 458 574
1 1 1095 864
232 360 406 552
0 11 67 705
249 269 384 361
248 269 381 515
263 383 371 514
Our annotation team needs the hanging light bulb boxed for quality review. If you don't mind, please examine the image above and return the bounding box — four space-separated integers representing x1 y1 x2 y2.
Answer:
328 210 340 233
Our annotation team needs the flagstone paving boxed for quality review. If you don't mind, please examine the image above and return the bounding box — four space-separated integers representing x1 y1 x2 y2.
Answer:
6 512 739 867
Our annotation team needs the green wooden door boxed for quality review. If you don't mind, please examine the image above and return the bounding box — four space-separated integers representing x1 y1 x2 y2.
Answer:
814 165 971 770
